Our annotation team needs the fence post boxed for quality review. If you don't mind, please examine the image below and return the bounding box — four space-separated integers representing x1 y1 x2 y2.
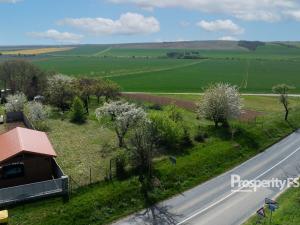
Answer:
109 159 113 181
90 168 92 185
61 176 69 196
69 176 72 194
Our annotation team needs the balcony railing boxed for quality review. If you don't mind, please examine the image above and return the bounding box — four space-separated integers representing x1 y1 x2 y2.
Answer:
0 159 68 207
0 175 68 207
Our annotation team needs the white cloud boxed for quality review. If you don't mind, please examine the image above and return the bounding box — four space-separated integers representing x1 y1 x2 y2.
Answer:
109 0 299 22
28 29 83 43
58 12 160 35
197 19 244 34
284 10 300 21
235 11 281 22
219 36 238 41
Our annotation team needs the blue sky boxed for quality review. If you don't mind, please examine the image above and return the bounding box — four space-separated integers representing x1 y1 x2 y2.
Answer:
1 0 300 45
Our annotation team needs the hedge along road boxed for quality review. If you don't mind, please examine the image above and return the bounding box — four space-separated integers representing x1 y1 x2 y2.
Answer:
112 130 300 225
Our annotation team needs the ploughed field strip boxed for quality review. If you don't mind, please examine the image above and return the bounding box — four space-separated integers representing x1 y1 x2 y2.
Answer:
123 93 262 121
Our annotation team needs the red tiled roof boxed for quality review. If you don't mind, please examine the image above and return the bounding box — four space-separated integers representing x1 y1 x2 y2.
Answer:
0 127 57 163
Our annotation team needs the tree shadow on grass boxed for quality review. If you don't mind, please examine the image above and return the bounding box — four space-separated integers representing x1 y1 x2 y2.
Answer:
130 204 183 225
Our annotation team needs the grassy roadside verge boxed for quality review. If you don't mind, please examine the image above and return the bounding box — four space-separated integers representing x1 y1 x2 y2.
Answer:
8 108 300 225
244 187 300 225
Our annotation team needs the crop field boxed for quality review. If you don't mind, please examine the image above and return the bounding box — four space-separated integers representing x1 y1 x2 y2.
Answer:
110 59 300 93
50 46 172 57
1 47 74 55
33 57 199 77
100 48 177 57
1 41 300 93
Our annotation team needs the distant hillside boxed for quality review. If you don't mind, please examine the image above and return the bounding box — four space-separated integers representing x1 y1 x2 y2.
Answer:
238 41 265 51
0 41 254 52
2 41 300 53
108 41 245 50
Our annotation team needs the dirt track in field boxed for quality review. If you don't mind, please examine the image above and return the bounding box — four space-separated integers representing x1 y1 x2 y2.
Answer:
122 93 262 122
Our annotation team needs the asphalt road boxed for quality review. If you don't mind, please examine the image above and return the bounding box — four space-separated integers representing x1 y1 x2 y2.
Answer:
112 130 300 225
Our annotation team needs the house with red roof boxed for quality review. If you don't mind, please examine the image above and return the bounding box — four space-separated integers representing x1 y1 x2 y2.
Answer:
0 127 58 188
0 127 68 206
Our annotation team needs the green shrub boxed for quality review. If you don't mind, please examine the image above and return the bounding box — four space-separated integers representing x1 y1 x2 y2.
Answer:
180 127 193 148
70 97 86 124
165 104 183 122
149 112 185 150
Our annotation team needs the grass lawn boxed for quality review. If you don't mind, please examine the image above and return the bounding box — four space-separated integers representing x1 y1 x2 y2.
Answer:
47 118 116 186
42 98 120 186
242 96 299 113
244 187 300 225
7 96 300 225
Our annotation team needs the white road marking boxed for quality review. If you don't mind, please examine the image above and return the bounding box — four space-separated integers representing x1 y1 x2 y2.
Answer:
177 146 300 225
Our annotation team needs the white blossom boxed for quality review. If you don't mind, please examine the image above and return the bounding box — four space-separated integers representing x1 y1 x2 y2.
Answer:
46 74 75 112
96 101 147 147
48 74 74 84
5 92 27 112
25 101 49 122
198 83 242 127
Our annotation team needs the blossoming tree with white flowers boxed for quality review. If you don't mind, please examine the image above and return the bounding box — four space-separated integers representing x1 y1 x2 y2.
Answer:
5 92 27 112
96 101 147 147
198 83 242 128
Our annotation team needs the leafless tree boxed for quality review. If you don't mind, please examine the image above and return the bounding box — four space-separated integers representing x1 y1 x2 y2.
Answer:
272 84 295 121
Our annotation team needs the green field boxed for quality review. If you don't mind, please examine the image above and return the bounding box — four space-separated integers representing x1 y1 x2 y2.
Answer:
2 41 300 93
33 57 198 77
110 59 300 93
